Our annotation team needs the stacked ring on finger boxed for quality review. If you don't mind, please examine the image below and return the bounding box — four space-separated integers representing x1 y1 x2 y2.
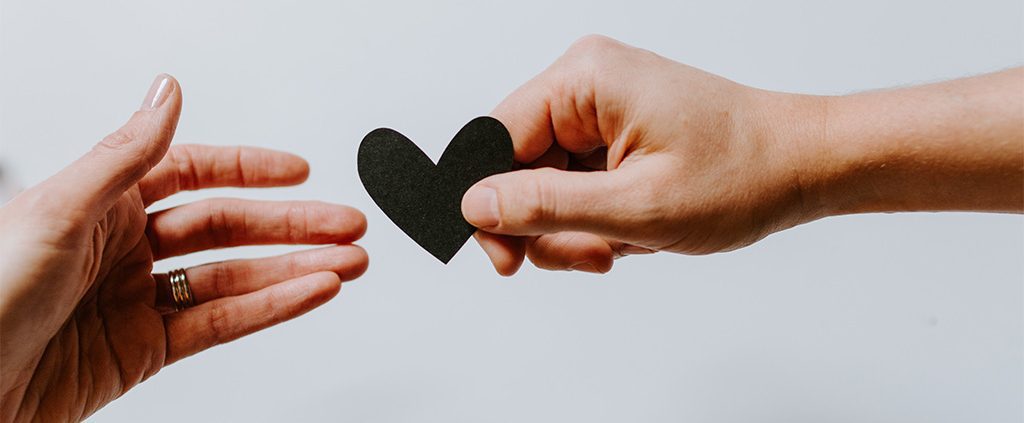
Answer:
168 268 195 311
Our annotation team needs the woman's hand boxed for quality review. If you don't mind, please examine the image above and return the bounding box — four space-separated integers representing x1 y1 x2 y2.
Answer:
463 35 1023 275
0 75 368 422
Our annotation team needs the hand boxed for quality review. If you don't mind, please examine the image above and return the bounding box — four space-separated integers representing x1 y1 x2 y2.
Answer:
461 35 819 275
0 75 368 422
462 35 1023 275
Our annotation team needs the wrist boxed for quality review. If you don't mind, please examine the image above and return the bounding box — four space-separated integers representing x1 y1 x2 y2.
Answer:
746 89 834 226
807 92 896 217
774 90 915 220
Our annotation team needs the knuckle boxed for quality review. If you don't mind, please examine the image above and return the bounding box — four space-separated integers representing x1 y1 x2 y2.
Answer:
264 289 292 324
284 202 312 243
286 250 305 276
562 34 626 70
515 172 558 229
98 129 135 150
517 200 545 229
168 145 200 191
205 303 231 345
557 35 626 97
231 146 249 185
211 262 232 299
205 200 235 245
94 129 150 172
566 34 620 58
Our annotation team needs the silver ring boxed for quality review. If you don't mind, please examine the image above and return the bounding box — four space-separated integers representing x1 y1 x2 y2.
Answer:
168 268 195 311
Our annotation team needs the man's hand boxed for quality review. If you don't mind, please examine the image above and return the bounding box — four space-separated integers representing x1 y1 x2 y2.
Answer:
463 35 1023 275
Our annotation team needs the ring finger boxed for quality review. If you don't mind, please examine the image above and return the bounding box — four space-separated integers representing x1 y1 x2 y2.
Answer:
154 244 368 312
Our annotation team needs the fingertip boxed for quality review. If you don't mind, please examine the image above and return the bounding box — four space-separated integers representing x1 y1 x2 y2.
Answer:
303 271 343 304
582 242 615 272
526 232 614 273
158 73 180 90
137 74 182 164
348 207 369 240
236 147 310 186
297 160 311 183
462 184 500 229
495 257 524 277
144 74 183 130
50 74 184 221
326 205 368 242
277 271 343 317
335 244 369 282
166 74 182 104
586 253 614 274
474 231 525 276
285 153 310 184
490 74 559 164
141 73 179 111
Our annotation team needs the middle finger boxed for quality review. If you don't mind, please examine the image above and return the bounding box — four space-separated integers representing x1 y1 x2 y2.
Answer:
147 198 366 260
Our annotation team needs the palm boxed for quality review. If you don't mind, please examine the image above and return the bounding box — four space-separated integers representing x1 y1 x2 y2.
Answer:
23 189 165 420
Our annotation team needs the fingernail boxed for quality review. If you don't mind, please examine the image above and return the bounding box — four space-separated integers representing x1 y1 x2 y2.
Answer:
570 263 601 273
141 74 172 111
462 187 499 228
621 245 656 256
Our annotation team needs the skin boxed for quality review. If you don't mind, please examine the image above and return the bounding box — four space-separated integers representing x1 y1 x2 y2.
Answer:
0 75 369 422
462 35 1024 275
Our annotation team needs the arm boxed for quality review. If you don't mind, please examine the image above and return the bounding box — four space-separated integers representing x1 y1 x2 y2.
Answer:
794 68 1023 217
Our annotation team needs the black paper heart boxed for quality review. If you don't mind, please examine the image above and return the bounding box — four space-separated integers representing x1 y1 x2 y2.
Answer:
357 116 514 263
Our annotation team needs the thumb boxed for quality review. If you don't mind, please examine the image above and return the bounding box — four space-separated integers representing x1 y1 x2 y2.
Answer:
40 74 182 221
462 166 650 241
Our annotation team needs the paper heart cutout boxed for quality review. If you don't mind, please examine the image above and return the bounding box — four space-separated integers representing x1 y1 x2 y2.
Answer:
357 116 514 263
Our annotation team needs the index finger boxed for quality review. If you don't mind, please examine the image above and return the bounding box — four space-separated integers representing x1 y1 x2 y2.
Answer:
139 145 310 206
491 35 628 164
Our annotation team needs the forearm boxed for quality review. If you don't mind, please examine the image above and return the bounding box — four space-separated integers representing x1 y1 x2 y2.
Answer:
793 68 1023 218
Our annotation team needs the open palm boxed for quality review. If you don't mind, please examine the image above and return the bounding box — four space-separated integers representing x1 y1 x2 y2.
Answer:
0 75 368 422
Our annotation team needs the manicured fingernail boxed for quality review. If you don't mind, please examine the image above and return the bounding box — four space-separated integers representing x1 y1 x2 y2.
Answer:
141 74 172 111
621 245 656 255
462 187 499 228
570 263 601 273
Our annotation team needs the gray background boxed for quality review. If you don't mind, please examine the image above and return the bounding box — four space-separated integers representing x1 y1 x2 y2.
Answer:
1 1 1022 422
